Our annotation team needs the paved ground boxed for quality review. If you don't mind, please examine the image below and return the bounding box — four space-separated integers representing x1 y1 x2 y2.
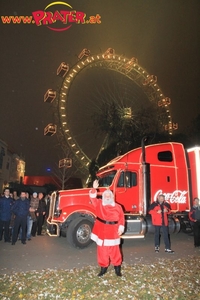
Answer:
0 231 199 275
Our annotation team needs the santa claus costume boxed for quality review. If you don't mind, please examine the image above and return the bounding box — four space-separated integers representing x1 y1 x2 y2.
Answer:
89 180 125 276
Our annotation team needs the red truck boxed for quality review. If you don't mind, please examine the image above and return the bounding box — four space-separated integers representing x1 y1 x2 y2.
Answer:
47 141 200 248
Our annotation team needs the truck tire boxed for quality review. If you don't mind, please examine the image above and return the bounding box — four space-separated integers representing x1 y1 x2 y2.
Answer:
181 220 193 234
67 217 93 249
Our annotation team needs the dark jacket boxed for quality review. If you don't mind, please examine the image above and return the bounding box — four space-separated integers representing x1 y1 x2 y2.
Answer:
189 206 200 223
0 196 13 221
148 201 171 226
12 197 30 217
37 198 46 215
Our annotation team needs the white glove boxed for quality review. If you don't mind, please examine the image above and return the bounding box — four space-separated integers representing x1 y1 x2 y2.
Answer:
93 179 99 189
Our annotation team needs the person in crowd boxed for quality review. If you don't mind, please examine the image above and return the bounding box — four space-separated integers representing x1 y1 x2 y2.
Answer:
149 194 174 253
189 197 200 247
26 192 39 240
13 190 19 201
32 192 46 236
9 190 19 240
0 188 13 242
19 192 31 240
45 192 52 219
11 191 30 245
89 179 125 277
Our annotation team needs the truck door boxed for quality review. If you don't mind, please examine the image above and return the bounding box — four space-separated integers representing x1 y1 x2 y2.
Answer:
114 170 139 213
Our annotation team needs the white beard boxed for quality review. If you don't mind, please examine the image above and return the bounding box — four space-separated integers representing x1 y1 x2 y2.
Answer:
102 190 115 206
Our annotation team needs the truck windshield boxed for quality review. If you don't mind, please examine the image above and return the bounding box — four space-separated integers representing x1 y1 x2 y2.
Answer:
97 171 117 187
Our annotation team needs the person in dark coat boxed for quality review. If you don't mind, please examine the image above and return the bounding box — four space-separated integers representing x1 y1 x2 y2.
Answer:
32 192 46 236
189 197 200 247
12 191 30 245
149 194 174 253
0 188 13 242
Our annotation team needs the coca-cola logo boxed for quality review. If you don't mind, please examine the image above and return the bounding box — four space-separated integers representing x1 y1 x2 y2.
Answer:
154 190 187 203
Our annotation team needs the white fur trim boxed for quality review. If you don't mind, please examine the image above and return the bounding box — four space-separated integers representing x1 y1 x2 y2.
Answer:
90 233 103 246
102 201 115 207
89 190 97 198
118 225 125 234
104 238 121 246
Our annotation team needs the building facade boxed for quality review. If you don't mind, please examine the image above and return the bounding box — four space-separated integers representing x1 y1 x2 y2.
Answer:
0 139 25 193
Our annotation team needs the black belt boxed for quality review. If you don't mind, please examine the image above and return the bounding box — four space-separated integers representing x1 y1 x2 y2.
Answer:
96 216 118 225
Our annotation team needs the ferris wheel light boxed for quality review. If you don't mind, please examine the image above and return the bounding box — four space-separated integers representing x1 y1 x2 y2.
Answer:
72 144 76 147
61 100 66 102
97 56 100 59
61 114 66 117
81 156 84 160
77 65 81 69
76 151 80 154
73 69 77 73
68 137 72 140
62 122 67 125
65 129 69 132
62 92 66 95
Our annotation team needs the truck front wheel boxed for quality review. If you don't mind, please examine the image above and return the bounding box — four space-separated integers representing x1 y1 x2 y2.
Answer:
67 217 93 248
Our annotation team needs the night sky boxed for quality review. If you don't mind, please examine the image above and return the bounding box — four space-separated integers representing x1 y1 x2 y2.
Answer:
0 0 200 176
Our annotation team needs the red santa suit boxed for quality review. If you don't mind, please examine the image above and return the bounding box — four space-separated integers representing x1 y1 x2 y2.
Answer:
89 188 125 267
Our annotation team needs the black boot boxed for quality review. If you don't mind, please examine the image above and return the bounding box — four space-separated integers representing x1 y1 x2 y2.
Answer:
98 267 108 276
114 265 122 276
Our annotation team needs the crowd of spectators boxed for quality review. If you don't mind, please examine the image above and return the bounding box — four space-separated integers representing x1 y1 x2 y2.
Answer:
0 187 50 245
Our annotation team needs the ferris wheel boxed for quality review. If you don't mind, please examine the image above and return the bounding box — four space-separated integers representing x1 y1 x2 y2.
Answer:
44 48 177 175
